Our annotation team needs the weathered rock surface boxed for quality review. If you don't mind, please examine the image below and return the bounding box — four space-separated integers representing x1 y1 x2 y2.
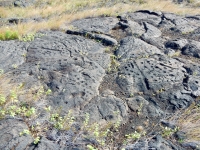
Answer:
0 119 33 150
1 9 200 149
115 36 163 61
182 40 200 58
125 135 184 150
83 91 128 123
0 41 28 72
69 17 119 34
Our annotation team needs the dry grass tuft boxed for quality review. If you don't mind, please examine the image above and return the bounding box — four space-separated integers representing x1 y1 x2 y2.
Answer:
171 102 200 142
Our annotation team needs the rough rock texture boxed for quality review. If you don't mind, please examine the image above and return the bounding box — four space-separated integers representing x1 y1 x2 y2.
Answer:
0 41 28 72
182 40 200 58
69 17 119 34
1 10 200 149
82 93 128 124
0 119 33 150
125 135 184 150
115 36 163 60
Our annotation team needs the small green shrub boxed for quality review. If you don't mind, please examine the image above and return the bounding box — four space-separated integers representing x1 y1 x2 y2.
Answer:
20 33 35 42
162 126 179 138
125 131 141 140
87 145 98 150
107 55 120 73
0 30 19 41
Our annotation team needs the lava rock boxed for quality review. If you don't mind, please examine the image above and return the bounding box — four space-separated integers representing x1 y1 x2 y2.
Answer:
182 40 200 58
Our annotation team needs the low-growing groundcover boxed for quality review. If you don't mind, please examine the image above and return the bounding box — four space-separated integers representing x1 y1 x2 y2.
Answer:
0 74 145 149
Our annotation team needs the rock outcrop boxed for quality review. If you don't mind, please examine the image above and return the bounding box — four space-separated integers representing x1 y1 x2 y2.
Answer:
1 9 200 149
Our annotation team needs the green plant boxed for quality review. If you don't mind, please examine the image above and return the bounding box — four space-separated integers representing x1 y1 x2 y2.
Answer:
12 64 18 69
162 126 179 138
137 102 143 115
105 47 110 53
129 93 134 97
20 33 35 42
0 95 6 105
87 145 98 150
107 55 120 73
123 131 142 145
0 30 19 41
50 113 64 129
0 76 52 144
49 109 75 130
125 131 141 140
0 69 4 75
20 129 30 136
113 111 121 131
83 113 90 128
33 136 40 144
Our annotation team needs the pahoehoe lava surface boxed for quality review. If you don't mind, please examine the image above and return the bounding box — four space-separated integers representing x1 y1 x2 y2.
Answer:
1 9 200 150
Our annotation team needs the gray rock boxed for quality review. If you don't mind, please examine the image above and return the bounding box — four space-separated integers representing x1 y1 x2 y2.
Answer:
171 17 200 33
143 22 162 38
32 137 60 150
0 41 28 72
158 19 176 29
159 89 194 109
127 96 149 112
163 13 183 21
14 0 36 7
117 57 186 93
164 48 176 56
171 24 199 34
148 135 184 150
141 36 166 50
66 30 118 46
4 31 110 115
175 131 186 140
0 119 33 150
1 12 200 150
115 36 162 61
127 96 163 117
70 17 119 34
193 27 200 34
184 75 200 97
182 142 200 149
119 20 145 36
125 11 162 26
165 39 188 50
83 93 128 123
162 13 200 34
160 120 176 129
182 40 200 58
125 134 184 150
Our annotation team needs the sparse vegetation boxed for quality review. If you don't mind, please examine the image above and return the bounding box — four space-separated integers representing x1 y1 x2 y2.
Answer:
107 55 120 73
1 0 200 149
171 103 200 142
0 0 200 39
0 73 135 149
161 126 179 138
